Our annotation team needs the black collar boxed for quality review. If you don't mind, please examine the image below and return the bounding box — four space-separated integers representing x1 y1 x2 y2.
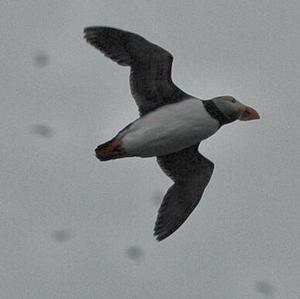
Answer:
203 100 232 126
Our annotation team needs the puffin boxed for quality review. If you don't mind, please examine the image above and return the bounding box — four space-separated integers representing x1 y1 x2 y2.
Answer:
84 26 260 241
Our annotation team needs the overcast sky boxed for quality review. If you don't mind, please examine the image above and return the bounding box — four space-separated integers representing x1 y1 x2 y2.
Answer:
1 1 300 298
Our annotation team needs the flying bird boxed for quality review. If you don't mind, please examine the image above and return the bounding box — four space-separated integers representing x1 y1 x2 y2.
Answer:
84 26 260 241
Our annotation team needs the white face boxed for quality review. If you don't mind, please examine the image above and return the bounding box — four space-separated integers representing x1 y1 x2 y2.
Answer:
213 96 244 120
212 96 260 121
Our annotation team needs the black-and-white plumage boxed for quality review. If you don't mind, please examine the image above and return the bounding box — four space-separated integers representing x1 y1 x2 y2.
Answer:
84 26 260 241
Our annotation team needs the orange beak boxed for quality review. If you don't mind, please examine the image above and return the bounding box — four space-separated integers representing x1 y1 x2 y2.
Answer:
239 105 260 121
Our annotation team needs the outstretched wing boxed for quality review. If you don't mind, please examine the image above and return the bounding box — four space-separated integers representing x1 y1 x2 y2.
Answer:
155 145 214 241
84 26 189 115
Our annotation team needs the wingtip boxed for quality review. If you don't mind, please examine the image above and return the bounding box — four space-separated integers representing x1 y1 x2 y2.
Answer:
83 26 114 46
83 26 100 33
83 27 98 37
83 26 102 40
153 232 168 242
153 232 163 242
153 226 170 242
153 227 161 241
83 26 116 35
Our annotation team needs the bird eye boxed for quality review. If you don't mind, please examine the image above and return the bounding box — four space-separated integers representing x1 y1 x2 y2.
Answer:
231 98 236 103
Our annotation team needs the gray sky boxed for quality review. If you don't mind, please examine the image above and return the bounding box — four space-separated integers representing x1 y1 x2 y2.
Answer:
1 1 299 298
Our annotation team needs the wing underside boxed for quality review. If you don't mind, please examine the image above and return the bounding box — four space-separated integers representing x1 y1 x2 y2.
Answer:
84 26 189 115
155 145 214 241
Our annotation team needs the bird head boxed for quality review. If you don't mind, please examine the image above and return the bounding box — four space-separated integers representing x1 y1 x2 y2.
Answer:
211 96 260 122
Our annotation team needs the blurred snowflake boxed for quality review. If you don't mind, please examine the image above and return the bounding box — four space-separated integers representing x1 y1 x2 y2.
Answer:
30 124 54 138
51 230 72 242
32 50 49 68
255 281 275 296
125 245 144 261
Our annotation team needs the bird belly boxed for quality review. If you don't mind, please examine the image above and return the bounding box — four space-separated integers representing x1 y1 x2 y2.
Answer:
122 99 219 157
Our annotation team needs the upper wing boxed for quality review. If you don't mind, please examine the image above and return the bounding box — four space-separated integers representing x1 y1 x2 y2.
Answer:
154 145 214 241
84 26 189 115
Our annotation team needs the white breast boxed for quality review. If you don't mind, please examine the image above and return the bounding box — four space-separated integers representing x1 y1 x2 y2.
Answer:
122 98 219 157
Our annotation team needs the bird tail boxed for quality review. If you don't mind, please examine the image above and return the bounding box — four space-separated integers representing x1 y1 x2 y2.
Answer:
95 137 126 161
